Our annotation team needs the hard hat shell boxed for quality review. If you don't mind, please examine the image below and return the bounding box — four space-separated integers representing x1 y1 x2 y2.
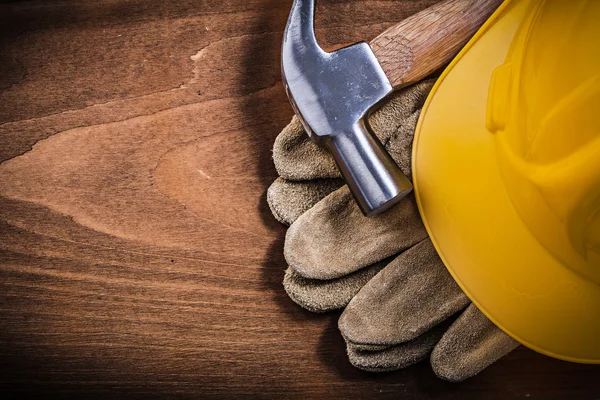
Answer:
413 0 600 363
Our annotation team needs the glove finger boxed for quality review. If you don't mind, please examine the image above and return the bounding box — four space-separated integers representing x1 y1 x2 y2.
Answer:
282 260 387 313
273 80 436 181
430 303 520 383
267 177 344 225
338 238 470 346
273 116 339 181
285 186 428 280
345 321 448 372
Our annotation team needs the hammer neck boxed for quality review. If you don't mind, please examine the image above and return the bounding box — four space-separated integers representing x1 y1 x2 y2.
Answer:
325 121 413 216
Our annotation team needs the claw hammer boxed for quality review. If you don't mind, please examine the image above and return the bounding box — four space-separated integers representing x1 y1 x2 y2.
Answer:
281 0 501 216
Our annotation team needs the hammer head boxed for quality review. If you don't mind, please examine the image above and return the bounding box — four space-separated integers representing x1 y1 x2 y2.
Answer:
281 0 412 216
281 0 392 140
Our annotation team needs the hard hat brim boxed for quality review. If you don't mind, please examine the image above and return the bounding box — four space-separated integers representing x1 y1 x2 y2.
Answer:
413 0 600 363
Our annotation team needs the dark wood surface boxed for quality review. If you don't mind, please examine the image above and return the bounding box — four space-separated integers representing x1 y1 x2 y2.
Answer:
0 0 598 398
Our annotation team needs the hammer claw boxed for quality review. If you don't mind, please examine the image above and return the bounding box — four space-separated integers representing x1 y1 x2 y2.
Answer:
282 0 412 216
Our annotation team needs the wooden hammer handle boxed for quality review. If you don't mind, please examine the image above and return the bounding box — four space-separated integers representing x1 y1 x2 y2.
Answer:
371 0 502 88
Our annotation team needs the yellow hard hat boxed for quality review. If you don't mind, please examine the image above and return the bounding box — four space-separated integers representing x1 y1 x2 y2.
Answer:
413 0 600 363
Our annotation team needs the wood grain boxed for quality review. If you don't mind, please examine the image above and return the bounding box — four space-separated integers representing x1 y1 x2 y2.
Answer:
0 0 599 398
371 0 502 88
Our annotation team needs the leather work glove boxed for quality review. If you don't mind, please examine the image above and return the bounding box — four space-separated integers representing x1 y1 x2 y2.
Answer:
268 79 520 382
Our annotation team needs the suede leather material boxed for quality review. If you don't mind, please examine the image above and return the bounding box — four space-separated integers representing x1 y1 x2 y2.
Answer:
268 80 519 381
285 186 428 280
431 304 520 382
268 178 344 225
273 116 340 181
283 262 386 313
338 239 470 346
345 322 447 372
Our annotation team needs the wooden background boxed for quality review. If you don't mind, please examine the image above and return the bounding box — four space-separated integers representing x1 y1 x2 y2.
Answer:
0 0 598 398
